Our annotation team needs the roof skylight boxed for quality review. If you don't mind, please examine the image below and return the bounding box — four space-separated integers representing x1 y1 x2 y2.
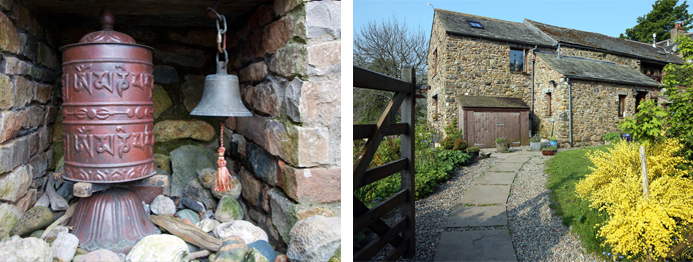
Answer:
468 21 484 29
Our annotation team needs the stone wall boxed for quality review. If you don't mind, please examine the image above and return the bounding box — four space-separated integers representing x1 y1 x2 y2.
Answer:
533 55 657 147
225 0 342 252
0 0 60 225
426 14 447 133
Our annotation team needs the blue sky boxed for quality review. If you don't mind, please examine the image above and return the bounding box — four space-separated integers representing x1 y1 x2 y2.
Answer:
353 0 689 41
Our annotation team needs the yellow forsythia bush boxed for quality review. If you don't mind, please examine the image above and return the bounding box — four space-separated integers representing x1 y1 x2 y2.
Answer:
576 139 693 259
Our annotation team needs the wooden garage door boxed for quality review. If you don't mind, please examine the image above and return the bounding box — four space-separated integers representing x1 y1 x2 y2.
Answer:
469 111 522 148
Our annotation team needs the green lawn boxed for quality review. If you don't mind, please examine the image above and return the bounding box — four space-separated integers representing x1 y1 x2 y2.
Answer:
545 145 614 257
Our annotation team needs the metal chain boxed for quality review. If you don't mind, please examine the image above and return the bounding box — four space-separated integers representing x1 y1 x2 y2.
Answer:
208 7 228 65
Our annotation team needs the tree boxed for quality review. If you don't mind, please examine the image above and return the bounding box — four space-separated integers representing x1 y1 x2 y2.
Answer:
353 16 428 124
620 0 693 43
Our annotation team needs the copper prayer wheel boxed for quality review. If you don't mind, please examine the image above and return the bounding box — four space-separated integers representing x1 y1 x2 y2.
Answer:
60 9 155 183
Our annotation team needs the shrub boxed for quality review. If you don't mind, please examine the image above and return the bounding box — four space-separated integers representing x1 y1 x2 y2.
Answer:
549 136 557 141
542 145 558 150
466 146 480 152
494 137 511 146
618 99 667 144
575 139 693 260
530 135 541 142
440 119 467 151
603 132 621 144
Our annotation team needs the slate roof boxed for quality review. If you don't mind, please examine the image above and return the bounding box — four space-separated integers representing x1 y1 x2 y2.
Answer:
435 9 554 47
536 53 661 87
456 95 529 109
525 20 684 64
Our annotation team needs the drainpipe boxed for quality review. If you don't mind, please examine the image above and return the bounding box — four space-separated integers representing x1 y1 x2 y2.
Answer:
567 77 573 147
530 45 537 137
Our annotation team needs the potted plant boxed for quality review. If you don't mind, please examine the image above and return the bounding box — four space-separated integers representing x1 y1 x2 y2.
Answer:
494 137 511 152
603 132 620 145
541 142 558 156
620 133 633 142
466 146 480 158
529 135 541 151
549 136 558 148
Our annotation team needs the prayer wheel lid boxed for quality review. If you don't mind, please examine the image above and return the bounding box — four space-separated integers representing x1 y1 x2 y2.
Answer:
61 8 152 50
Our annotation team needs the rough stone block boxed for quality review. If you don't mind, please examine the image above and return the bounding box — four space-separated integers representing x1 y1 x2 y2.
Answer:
13 188 35 212
278 162 340 203
249 5 273 31
0 135 31 174
180 75 205 112
284 78 302 122
37 42 58 70
154 119 215 142
38 125 50 152
33 83 50 103
0 56 29 75
305 1 340 40
247 142 277 186
153 65 179 84
28 131 39 156
242 30 264 61
12 76 33 108
296 126 329 167
0 111 20 143
28 149 49 178
274 0 302 16
0 74 12 109
265 120 287 157
269 44 307 79
247 81 281 116
0 12 19 54
263 16 293 55
299 80 340 126
307 41 340 76
22 105 44 128
269 188 297 244
240 167 262 208
18 33 36 62
0 164 32 202
240 62 268 83
236 115 269 147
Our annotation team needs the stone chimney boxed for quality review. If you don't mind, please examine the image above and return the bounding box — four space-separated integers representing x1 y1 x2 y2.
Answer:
671 22 686 40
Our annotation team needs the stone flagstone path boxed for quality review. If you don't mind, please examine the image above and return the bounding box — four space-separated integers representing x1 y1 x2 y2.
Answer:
434 151 535 261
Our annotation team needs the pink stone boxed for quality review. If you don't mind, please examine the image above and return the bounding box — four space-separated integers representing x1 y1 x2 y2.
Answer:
12 76 33 108
239 62 268 83
300 81 340 126
296 126 329 167
0 111 20 143
308 41 340 73
235 115 269 148
278 163 340 203
263 16 293 55
33 83 51 103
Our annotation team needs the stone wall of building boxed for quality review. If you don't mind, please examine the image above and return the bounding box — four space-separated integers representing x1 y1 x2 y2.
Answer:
0 0 60 227
561 47 640 70
533 55 657 147
427 15 447 133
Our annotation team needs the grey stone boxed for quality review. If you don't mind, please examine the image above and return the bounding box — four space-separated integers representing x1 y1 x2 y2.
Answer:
152 84 173 119
80 249 121 262
285 78 302 122
211 174 242 200
153 65 179 84
305 1 341 40
126 234 189 262
0 203 20 238
287 215 340 262
461 185 511 205
51 231 79 262
56 181 74 201
269 44 307 79
269 189 297 244
487 162 524 172
170 144 216 197
0 164 32 202
183 179 217 210
214 220 268 244
476 172 516 185
215 195 244 223
18 33 36 62
150 195 176 216
434 230 517 261
13 206 53 236
43 225 68 241
180 75 206 112
196 218 219 233
446 206 507 228
247 143 277 186
0 237 51 261
181 197 205 213
197 168 215 189
176 209 200 225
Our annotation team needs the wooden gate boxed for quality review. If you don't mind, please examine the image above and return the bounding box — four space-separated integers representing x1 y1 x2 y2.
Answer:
353 66 416 261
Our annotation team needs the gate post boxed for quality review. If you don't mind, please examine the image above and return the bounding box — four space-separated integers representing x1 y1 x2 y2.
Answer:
400 65 416 258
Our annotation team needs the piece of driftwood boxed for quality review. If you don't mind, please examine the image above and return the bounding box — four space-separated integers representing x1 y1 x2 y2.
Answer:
188 250 212 260
149 215 222 252
46 179 69 211
41 202 77 240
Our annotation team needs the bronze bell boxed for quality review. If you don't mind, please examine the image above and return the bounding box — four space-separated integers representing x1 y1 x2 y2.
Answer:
190 59 252 117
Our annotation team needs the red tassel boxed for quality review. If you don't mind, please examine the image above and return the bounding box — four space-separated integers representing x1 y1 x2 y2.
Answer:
214 121 232 192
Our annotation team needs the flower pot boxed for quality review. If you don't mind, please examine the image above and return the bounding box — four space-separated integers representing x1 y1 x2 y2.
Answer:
542 149 557 156
496 143 509 152
620 133 633 142
530 141 542 151
549 141 558 148
469 151 479 158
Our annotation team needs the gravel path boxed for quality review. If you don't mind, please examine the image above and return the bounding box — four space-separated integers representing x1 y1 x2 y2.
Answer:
371 147 599 261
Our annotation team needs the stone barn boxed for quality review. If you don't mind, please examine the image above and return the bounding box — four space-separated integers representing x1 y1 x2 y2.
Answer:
0 0 341 260
428 9 682 147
